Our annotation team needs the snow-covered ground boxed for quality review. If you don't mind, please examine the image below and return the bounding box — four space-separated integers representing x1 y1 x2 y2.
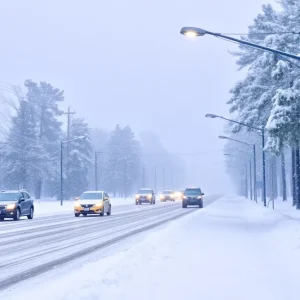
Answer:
4 195 300 300
33 197 135 215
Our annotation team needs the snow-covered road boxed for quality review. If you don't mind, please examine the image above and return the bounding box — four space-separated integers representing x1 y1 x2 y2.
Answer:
0 195 218 292
2 195 299 300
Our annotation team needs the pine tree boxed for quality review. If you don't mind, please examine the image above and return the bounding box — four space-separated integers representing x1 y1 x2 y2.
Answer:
64 118 92 199
24 80 64 198
2 98 48 191
104 125 142 196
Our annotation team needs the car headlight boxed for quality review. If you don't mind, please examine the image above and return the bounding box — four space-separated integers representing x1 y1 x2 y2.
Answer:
198 196 202 199
135 194 140 199
160 195 165 199
183 196 187 199
171 194 174 198
94 201 103 207
6 203 16 210
147 194 152 199
74 202 82 209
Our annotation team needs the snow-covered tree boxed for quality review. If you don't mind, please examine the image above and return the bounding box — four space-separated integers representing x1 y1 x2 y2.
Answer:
1 98 49 190
64 118 92 198
24 80 64 198
226 1 300 204
103 125 142 196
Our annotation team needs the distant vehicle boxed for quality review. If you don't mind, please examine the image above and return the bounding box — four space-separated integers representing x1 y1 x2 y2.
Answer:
182 188 204 208
135 188 155 205
74 191 111 217
160 190 175 202
174 190 184 201
0 190 34 221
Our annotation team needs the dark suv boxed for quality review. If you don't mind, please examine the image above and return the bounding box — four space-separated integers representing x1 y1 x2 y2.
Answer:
135 188 156 205
0 190 34 221
182 188 204 208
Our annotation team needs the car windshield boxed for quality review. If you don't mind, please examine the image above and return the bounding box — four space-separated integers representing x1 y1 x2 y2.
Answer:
163 191 173 194
0 193 19 201
184 189 201 196
80 192 103 200
138 190 152 194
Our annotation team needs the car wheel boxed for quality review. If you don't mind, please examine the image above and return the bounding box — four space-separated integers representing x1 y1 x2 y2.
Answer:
14 208 20 221
199 201 203 209
27 207 34 219
107 205 111 216
99 210 104 216
0 217 4 221
135 202 138 205
182 203 187 208
75 213 80 217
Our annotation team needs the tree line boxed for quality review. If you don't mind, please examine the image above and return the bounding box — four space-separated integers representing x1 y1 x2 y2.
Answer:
225 0 300 208
0 80 185 199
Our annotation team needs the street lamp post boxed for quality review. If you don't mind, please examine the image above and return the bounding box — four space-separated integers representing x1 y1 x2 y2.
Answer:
179 25 289 207
206 114 264 206
180 27 300 61
220 136 257 202
154 164 157 193
60 136 86 206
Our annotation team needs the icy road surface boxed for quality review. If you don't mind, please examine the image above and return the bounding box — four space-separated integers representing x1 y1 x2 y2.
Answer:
0 194 218 293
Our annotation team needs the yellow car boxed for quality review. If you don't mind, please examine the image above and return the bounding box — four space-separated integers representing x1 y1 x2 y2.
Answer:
74 191 111 217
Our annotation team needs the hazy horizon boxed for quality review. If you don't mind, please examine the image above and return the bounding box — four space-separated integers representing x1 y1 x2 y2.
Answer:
0 0 275 193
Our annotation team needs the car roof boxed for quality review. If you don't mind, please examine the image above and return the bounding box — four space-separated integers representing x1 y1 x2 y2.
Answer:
139 188 153 190
185 187 201 190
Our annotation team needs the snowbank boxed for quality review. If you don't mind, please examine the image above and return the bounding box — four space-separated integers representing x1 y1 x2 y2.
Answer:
4 195 300 300
33 197 134 215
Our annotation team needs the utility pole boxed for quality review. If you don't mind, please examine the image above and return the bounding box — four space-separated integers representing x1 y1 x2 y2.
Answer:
172 172 174 190
95 152 98 191
249 158 253 201
124 159 127 200
60 141 63 206
154 164 157 193
61 107 76 179
253 145 257 203
142 164 146 188
245 164 248 199
162 168 165 191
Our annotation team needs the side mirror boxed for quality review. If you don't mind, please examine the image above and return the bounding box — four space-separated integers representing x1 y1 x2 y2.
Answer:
75 197 79 201
202 193 204 196
19 198 25 202
104 197 108 201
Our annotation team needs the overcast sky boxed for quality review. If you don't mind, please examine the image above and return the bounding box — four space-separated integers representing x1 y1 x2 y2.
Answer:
0 0 275 193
